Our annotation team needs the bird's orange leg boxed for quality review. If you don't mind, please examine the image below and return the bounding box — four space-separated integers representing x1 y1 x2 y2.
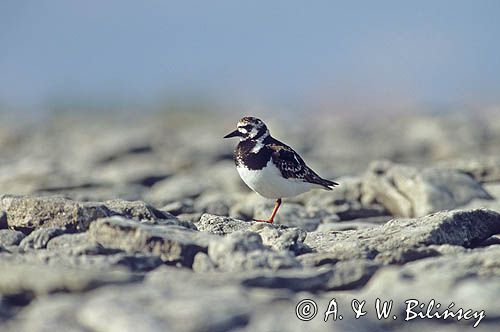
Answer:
254 198 282 223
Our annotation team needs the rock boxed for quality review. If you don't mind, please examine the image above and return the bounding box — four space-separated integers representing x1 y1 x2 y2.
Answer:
196 214 252 235
0 262 137 298
78 283 252 332
293 257 380 290
207 231 301 272
254 224 309 254
103 199 176 221
175 212 203 224
361 160 493 217
197 214 308 254
0 195 111 234
192 252 217 273
305 209 500 262
0 230 25 246
296 252 340 267
89 216 216 267
161 199 195 215
357 246 500 329
315 218 388 232
239 268 333 291
325 259 381 290
0 195 182 235
110 254 163 272
2 295 88 332
438 156 500 183
45 233 122 255
19 228 65 249
462 183 500 213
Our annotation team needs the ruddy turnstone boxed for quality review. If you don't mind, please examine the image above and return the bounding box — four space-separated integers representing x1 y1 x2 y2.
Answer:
224 116 338 223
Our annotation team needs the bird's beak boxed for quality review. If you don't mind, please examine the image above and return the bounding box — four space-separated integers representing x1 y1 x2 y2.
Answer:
223 129 242 139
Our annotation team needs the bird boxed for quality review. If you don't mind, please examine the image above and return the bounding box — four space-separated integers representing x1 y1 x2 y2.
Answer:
224 116 338 223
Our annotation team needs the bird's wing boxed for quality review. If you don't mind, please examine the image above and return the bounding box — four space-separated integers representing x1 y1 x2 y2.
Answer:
268 142 338 189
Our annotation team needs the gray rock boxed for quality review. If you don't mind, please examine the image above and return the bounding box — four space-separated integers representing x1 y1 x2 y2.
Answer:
361 160 493 217
296 252 340 267
196 214 252 235
78 283 252 332
104 199 176 221
161 199 195 215
0 195 111 234
176 212 203 224
192 252 216 273
197 214 308 254
19 227 65 249
438 156 500 183
1 247 161 273
89 216 216 266
0 230 25 246
305 209 500 262
207 231 301 272
45 232 120 256
315 219 387 232
253 223 308 254
462 182 500 213
2 295 88 332
356 246 500 329
0 262 137 298
46 232 94 250
325 259 381 290
239 268 333 291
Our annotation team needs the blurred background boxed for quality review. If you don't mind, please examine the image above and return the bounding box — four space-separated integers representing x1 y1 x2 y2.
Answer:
0 0 499 200
1 0 499 118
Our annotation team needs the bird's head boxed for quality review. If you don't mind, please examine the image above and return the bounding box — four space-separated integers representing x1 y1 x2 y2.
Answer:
223 116 269 141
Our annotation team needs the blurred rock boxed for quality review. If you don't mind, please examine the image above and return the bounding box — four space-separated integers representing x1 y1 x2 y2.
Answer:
0 230 25 246
19 228 65 249
0 262 137 298
438 156 500 183
361 160 493 217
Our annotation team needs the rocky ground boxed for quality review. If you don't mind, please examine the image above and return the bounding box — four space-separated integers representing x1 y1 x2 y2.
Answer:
0 112 499 331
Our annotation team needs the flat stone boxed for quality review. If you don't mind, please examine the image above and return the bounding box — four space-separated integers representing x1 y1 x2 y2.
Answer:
305 209 500 263
89 216 216 267
197 214 308 254
0 195 111 234
0 262 137 298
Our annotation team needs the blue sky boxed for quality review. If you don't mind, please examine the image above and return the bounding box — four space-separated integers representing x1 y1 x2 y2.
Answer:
1 0 499 113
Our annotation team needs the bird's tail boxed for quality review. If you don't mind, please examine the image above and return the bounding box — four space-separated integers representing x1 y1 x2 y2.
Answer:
312 177 339 191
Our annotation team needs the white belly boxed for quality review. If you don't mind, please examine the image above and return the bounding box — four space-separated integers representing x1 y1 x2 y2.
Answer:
237 161 315 199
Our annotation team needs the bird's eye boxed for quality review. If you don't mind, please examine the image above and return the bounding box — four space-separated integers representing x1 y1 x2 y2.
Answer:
243 125 252 130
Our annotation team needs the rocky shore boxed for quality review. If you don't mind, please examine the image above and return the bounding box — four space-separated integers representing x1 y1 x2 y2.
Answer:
0 113 499 331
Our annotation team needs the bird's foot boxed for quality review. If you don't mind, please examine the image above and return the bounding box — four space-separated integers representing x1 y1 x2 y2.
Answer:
252 219 274 223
